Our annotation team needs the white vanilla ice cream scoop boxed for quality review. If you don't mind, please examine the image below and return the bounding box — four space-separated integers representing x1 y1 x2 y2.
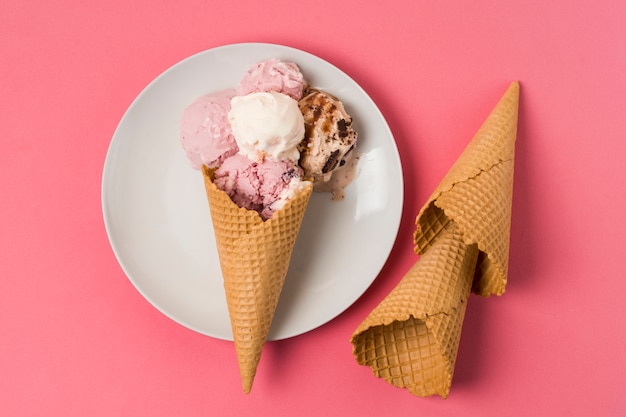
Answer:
228 92 305 163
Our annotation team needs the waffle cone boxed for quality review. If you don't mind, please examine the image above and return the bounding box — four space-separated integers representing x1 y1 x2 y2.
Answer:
351 219 478 398
201 166 312 393
415 81 520 296
351 82 519 397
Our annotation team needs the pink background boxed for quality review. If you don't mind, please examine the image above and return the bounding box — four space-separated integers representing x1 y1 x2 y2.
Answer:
2 1 625 416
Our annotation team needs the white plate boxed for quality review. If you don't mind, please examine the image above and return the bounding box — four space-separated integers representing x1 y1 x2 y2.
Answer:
102 43 403 341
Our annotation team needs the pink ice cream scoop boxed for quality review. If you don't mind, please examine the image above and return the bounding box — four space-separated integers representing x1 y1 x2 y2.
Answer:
180 89 239 169
214 153 306 220
236 59 307 101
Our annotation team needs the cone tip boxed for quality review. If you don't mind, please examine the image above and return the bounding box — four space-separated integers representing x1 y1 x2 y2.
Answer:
508 80 520 97
242 377 253 394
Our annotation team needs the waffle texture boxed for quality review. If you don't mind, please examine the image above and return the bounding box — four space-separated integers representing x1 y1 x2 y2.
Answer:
351 82 519 397
202 166 313 393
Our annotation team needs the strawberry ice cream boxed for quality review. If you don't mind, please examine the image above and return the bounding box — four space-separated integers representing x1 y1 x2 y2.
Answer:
214 153 306 219
236 59 306 101
180 89 238 169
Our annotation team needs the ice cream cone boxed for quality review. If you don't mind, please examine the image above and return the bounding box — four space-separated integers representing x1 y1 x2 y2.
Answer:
202 165 313 393
351 82 519 397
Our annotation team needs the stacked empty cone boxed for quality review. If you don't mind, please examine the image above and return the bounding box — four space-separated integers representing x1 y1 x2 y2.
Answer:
351 81 520 398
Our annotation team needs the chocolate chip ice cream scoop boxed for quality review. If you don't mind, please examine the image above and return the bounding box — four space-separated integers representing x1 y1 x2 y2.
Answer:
297 88 357 183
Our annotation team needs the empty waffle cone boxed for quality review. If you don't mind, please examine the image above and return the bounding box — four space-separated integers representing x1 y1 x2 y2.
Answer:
351 219 478 398
351 82 519 397
202 166 313 394
415 81 520 296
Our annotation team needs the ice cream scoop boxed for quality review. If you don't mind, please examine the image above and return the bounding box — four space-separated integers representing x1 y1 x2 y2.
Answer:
214 153 306 220
236 59 306 101
228 91 305 163
298 88 357 183
179 89 238 169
